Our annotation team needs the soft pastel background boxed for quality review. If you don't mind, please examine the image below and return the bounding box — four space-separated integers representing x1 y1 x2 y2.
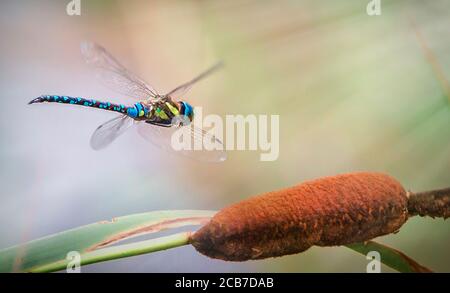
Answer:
0 0 449 272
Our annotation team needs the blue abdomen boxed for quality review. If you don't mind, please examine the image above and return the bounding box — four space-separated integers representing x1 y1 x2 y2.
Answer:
29 95 129 114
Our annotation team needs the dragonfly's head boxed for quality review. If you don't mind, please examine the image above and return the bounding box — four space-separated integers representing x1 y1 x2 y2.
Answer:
179 101 194 122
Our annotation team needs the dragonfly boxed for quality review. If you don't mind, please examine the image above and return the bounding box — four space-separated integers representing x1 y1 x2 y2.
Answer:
29 42 226 162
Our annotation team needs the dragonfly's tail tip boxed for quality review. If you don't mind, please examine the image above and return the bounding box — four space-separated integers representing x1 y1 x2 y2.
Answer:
28 96 44 105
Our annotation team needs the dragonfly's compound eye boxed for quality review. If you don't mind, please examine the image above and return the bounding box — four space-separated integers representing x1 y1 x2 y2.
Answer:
181 101 194 121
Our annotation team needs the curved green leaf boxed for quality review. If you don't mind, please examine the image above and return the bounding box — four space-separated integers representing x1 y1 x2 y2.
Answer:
0 210 215 272
346 241 433 273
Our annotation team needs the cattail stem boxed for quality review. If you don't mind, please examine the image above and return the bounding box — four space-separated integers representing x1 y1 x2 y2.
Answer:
408 187 450 219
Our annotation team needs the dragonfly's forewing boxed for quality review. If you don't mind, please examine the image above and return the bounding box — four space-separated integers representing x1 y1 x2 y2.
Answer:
136 122 226 162
81 41 158 100
90 115 135 150
166 62 223 99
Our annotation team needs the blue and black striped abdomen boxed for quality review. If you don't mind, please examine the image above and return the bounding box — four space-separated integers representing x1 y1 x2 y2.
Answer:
29 95 130 114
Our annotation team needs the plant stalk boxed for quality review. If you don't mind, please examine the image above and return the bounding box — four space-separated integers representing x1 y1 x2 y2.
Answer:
408 187 450 219
30 232 191 273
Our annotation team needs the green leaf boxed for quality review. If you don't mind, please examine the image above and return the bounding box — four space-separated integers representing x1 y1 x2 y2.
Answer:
0 210 215 272
346 241 433 273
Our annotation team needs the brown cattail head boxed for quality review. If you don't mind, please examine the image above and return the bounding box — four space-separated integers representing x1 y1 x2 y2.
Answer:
191 172 409 261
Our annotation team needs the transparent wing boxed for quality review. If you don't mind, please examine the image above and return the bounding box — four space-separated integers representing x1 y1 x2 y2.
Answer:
166 62 223 99
81 41 158 100
136 122 226 162
90 115 134 150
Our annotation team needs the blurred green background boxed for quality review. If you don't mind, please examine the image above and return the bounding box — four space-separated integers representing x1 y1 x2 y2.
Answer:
0 0 449 272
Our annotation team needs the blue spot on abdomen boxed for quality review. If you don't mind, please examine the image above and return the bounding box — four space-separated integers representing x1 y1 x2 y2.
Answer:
127 107 138 118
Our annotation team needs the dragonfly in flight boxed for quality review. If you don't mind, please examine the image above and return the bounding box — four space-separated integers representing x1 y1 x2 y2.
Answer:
29 42 226 162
